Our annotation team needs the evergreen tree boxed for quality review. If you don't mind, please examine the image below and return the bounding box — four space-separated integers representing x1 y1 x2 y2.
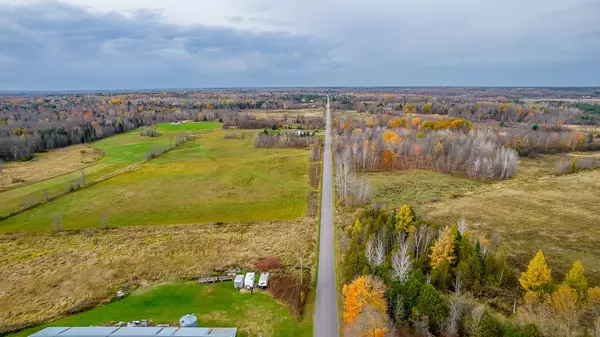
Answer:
564 261 588 298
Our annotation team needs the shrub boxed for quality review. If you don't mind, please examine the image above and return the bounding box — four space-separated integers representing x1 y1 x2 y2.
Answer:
254 257 284 272
268 273 309 319
140 126 161 137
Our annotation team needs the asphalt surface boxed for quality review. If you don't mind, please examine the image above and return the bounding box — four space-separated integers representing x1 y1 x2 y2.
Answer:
313 96 339 337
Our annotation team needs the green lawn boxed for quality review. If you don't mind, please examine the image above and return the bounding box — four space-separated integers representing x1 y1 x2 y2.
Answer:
1 128 311 231
0 122 221 217
11 282 311 337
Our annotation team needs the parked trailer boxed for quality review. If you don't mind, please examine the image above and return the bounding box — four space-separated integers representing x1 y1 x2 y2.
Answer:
258 272 269 289
233 275 244 289
244 272 255 289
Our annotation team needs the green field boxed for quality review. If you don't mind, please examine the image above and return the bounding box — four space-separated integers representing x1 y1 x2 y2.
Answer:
0 123 221 217
0 127 311 231
12 282 311 337
363 152 600 282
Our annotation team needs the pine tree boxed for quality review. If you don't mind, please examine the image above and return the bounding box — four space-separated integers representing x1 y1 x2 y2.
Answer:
519 250 552 291
564 261 588 298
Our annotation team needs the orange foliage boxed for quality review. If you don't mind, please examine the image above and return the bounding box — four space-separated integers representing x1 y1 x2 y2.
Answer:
344 120 352 130
367 118 375 127
412 117 421 128
414 145 421 156
383 130 402 143
389 117 401 128
343 277 366 324
577 133 585 145
83 112 93 119
382 149 393 168
137 106 143 112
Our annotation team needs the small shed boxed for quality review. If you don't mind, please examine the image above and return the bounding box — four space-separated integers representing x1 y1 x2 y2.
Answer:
244 272 255 289
233 275 244 289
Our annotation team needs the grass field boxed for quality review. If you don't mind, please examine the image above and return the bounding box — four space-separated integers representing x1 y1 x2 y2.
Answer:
0 122 221 217
363 152 600 282
0 220 316 334
0 144 103 191
12 282 311 337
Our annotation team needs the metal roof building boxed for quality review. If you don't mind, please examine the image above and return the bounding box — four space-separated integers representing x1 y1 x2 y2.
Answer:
29 327 237 337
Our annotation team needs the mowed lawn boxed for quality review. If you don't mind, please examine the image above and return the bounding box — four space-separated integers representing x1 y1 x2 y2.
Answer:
12 282 311 337
0 128 311 231
0 122 221 217
363 152 600 282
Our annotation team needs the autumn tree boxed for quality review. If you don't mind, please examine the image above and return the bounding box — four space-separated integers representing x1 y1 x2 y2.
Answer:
395 204 415 233
564 261 588 298
547 284 579 334
430 226 456 269
520 250 552 292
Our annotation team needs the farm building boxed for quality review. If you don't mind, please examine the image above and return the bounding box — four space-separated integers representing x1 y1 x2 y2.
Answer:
29 327 237 337
244 272 255 289
233 275 244 289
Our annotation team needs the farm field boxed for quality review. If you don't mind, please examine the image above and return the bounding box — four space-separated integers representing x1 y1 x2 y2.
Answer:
363 152 600 282
0 220 316 334
0 126 312 231
0 144 103 191
0 122 221 217
11 282 311 337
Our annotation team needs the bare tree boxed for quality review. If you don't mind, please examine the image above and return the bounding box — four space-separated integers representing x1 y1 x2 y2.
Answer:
8 144 21 161
391 238 412 283
457 217 468 234
412 224 435 261
445 275 463 336
366 232 385 269
51 213 62 232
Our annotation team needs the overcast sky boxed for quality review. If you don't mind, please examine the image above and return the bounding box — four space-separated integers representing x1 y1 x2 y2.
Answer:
1 0 599 90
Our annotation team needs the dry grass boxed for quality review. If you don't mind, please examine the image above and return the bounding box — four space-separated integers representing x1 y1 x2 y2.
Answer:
247 108 324 119
0 145 103 191
363 151 600 283
0 219 316 334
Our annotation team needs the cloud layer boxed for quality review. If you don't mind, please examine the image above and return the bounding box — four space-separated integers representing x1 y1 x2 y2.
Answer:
0 0 599 89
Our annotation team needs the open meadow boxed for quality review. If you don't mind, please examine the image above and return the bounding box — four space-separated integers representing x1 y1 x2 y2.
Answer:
0 126 311 231
363 151 600 282
0 122 221 217
10 281 311 337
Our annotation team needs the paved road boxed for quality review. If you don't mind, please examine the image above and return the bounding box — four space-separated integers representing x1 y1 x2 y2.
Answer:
314 96 339 337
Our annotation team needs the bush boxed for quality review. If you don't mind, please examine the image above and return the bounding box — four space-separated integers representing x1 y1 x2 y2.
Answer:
268 273 309 319
254 257 284 272
140 126 160 137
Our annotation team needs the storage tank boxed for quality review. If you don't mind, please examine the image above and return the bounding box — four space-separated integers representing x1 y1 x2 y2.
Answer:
179 314 198 327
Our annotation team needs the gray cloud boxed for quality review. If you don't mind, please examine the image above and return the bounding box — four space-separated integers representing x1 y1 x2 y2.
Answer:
0 0 599 89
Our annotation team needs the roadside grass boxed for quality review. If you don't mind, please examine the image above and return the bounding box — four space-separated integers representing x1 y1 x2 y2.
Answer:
0 220 316 334
362 151 600 282
11 281 311 337
0 128 311 231
0 144 103 191
0 122 221 217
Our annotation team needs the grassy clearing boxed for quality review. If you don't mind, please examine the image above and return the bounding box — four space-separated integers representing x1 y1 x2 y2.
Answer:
12 281 311 337
0 144 103 191
247 108 323 119
0 128 310 232
0 122 221 217
0 220 316 334
362 152 600 282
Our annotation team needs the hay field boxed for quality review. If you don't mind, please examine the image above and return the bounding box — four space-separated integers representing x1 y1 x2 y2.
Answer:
1 127 312 231
0 219 316 334
0 122 221 217
363 152 600 282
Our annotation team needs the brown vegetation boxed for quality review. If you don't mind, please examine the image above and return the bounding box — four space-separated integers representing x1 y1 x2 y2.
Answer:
0 219 316 334
0 145 102 191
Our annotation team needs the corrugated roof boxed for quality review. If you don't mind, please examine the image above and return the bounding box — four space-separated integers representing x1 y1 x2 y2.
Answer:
29 327 237 337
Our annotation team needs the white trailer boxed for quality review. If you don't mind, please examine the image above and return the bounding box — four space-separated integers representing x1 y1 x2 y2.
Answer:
234 274 244 289
244 272 255 289
258 272 269 289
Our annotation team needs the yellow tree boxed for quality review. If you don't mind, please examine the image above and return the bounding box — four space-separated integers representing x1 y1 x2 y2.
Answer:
343 281 362 324
429 226 455 269
564 261 588 297
547 284 579 332
519 250 551 291
395 204 415 233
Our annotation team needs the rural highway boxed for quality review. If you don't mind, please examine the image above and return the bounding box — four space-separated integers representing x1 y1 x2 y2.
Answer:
314 96 339 337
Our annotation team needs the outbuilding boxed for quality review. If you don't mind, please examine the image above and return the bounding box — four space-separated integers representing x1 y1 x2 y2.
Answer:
233 275 244 289
244 272 255 289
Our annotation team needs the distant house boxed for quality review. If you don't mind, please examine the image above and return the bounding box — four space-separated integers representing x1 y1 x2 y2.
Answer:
294 130 306 136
